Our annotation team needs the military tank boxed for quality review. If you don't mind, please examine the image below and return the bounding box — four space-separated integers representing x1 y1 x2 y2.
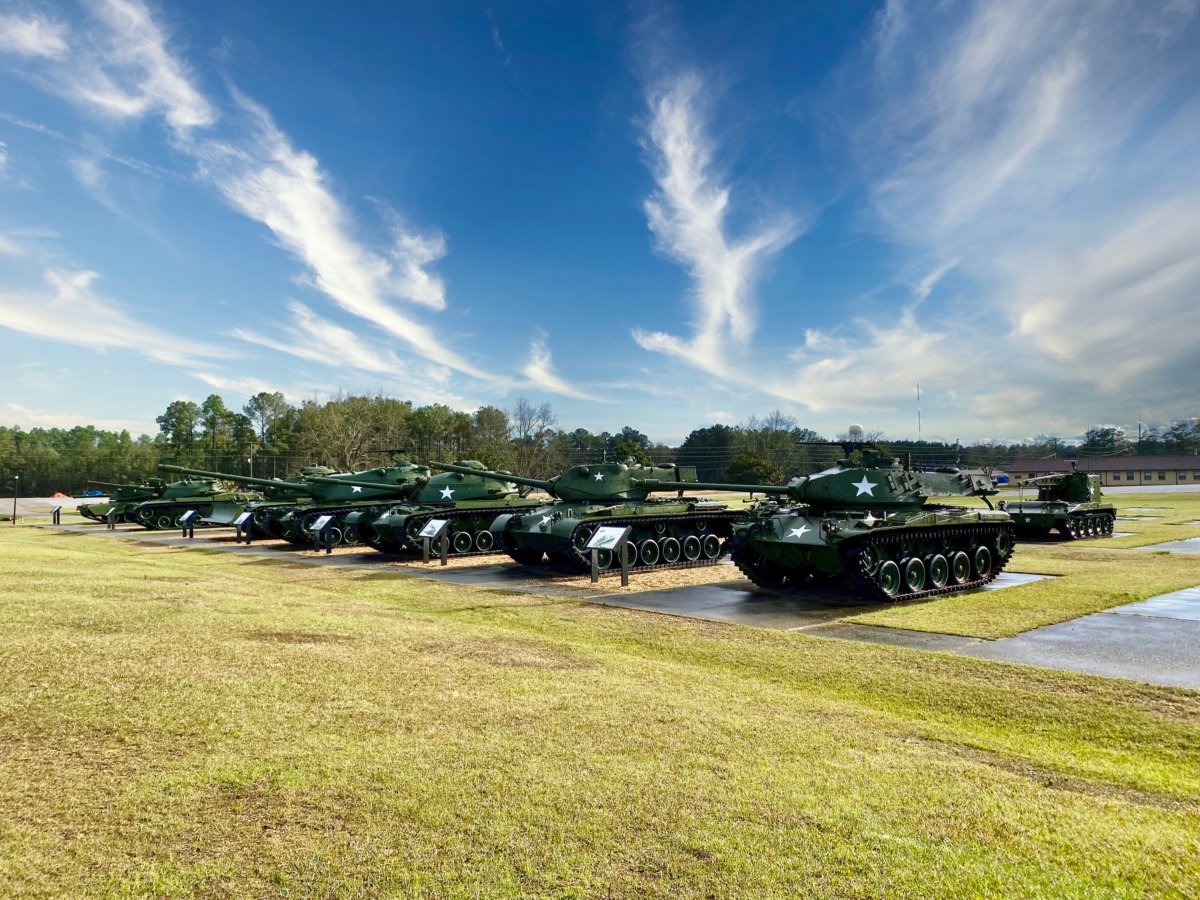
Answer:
642 444 1015 602
158 464 337 535
344 460 543 556
267 463 434 546
126 478 264 530
999 469 1115 540
77 479 165 522
431 460 741 573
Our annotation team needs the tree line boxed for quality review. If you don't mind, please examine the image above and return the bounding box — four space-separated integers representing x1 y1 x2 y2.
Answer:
1 392 1197 496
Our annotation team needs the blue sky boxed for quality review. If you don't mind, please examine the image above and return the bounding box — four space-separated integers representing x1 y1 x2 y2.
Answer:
1 0 1198 445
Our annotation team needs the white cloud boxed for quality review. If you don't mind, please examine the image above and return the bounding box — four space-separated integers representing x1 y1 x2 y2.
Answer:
0 12 69 59
632 73 799 375
1 400 152 434
521 334 605 402
0 267 233 366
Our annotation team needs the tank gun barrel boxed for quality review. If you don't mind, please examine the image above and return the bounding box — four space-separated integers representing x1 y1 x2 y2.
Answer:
88 479 162 490
633 478 795 496
158 464 303 489
429 461 552 494
304 474 426 492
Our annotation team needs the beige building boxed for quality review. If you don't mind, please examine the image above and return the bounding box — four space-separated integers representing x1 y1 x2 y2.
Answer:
1006 456 1200 488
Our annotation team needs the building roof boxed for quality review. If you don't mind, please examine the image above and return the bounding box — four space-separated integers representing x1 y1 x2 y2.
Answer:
1007 456 1200 473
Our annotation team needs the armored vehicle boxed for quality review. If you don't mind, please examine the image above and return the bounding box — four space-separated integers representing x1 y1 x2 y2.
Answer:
1000 470 1115 540
644 445 1015 602
77 479 164 522
126 478 264 530
345 460 542 556
158 464 337 535
431 460 741 573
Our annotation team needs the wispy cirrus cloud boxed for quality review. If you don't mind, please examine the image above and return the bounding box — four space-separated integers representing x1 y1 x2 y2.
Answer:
0 267 232 366
632 73 799 376
521 333 605 402
1 400 152 433
0 12 68 59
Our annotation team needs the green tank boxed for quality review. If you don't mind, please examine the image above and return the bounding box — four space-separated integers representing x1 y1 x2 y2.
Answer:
77 479 165 522
126 478 264 530
267 463 434 546
1000 469 1115 540
431 460 741 572
345 460 544 556
157 464 337 535
642 445 1015 602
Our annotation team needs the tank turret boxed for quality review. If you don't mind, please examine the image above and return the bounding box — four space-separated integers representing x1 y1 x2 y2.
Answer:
1000 468 1114 540
425 460 739 573
637 441 1015 602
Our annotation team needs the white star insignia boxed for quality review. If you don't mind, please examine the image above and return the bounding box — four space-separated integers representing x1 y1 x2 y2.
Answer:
439 487 455 499
861 512 877 526
788 524 811 539
593 472 605 481
351 485 363 493
851 476 877 496
539 515 553 526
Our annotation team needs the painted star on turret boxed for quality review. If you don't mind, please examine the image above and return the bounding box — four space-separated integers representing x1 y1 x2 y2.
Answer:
351 486 363 493
593 472 605 481
851 476 877 497
439 486 455 500
788 524 811 539
540 515 554 526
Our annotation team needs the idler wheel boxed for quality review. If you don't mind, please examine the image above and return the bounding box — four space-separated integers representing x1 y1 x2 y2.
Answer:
659 537 681 564
994 530 1013 557
474 530 495 552
638 539 660 566
860 544 883 577
451 531 473 554
701 534 722 559
927 553 950 588
972 545 993 578
877 560 902 597
950 551 971 584
903 557 926 593
682 535 702 561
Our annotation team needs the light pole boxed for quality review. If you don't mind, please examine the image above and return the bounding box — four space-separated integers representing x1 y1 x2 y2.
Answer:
247 457 253 479
11 473 18 525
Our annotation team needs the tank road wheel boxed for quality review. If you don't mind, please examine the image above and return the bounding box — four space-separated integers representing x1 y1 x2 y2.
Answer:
972 545 993 579
638 540 660 566
511 548 545 566
1103 515 1115 535
1089 518 1102 537
623 542 640 566
877 560 902 598
659 537 681 564
474 530 495 552
927 554 950 589
682 535 702 561
155 514 173 530
902 557 926 594
701 534 722 560
593 548 614 570
950 551 971 585
342 525 362 546
451 531 474 554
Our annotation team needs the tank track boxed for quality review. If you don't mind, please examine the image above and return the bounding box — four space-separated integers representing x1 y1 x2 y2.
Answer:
559 511 742 576
843 523 1015 603
1059 512 1116 541
131 503 217 530
387 508 518 557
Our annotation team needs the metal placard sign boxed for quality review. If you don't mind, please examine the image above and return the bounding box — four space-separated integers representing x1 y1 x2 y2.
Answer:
586 526 629 551
311 515 335 532
234 511 253 526
419 518 449 539
179 510 199 526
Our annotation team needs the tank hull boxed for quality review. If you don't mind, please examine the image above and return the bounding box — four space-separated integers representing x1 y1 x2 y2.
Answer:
1004 500 1116 540
489 499 739 573
349 498 544 556
128 492 263 530
729 505 1015 602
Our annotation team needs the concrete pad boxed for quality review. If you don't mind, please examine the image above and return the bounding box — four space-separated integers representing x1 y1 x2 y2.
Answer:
962 613 1200 690
1135 537 1200 553
1108 586 1200 622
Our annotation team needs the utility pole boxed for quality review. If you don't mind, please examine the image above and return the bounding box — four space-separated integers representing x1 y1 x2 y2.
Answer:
916 381 922 442
11 472 18 525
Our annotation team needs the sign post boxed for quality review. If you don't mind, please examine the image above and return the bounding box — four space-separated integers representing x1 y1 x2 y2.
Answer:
105 507 117 530
233 511 254 545
586 525 633 586
310 515 337 554
50 505 61 525
419 518 451 565
179 509 199 539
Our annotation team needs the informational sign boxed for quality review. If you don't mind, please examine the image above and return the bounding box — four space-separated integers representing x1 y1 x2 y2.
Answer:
234 511 253 526
310 515 335 533
586 526 629 551
179 510 200 526
419 518 450 539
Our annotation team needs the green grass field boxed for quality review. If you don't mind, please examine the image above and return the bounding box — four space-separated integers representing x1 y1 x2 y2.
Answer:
1 524 1199 896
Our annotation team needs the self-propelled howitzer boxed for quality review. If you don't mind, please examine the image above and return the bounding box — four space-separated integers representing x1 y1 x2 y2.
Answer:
430 460 743 573
345 460 542 556
1000 470 1115 540
77 479 165 522
639 446 1015 602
